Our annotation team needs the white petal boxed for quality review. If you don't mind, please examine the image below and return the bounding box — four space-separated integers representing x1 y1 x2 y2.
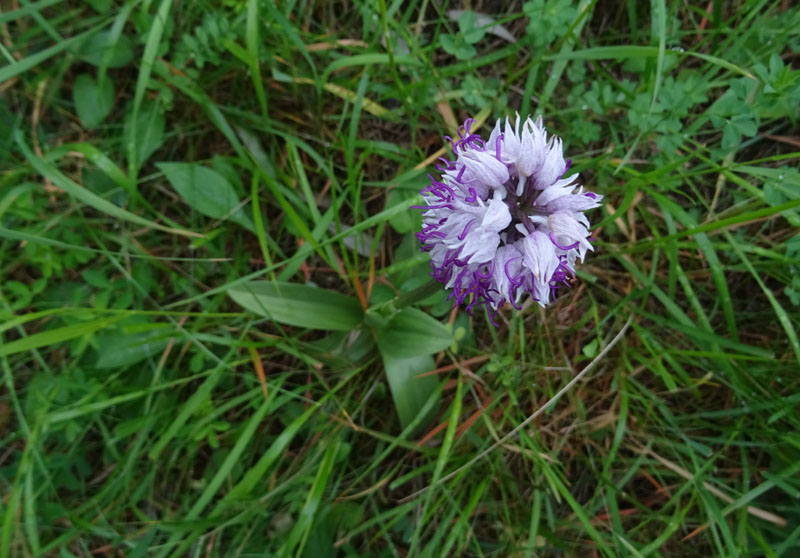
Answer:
481 198 512 232
532 277 551 306
445 164 491 200
429 243 448 268
463 150 509 188
548 211 586 240
440 212 474 240
465 230 501 264
534 138 566 189
522 230 558 282
544 193 601 212
487 119 502 150
517 121 546 177
574 211 590 228
492 244 522 300
515 174 527 196
535 184 575 207
547 211 593 254
551 173 580 189
501 116 522 162
526 115 545 135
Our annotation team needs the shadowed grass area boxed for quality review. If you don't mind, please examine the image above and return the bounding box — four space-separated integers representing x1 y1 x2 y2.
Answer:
1 1 799 556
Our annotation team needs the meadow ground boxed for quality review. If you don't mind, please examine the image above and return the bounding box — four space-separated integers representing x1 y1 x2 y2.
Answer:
1 1 800 556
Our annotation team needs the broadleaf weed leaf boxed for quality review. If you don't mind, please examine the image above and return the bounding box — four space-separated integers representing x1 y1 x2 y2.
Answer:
459 10 486 44
523 0 577 47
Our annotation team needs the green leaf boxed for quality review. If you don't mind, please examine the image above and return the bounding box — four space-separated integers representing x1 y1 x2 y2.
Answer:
439 33 458 55
376 307 453 359
303 330 376 368
228 281 364 331
14 132 199 238
157 162 254 231
83 0 111 13
731 114 758 137
50 141 135 197
73 74 113 128
0 102 15 164
764 183 786 206
76 30 133 68
148 367 226 460
786 235 800 259
379 352 438 429
459 11 485 44
94 323 174 369
81 269 112 289
440 33 476 60
373 305 450 429
523 0 577 47
125 100 165 169
0 316 122 358
785 278 800 306
721 121 740 150
280 435 342 556
165 394 276 542
207 391 321 512
386 188 420 233
0 24 104 85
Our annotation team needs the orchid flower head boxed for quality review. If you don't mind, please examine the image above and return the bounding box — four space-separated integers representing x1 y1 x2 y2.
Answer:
414 114 602 324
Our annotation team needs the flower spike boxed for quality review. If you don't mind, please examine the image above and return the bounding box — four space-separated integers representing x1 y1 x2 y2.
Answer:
415 115 602 321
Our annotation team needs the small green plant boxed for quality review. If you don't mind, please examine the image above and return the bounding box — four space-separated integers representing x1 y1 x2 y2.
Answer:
754 53 800 119
707 78 760 150
439 10 486 60
523 0 578 47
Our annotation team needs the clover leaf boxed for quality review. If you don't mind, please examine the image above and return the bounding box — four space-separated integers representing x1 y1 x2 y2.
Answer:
440 10 486 60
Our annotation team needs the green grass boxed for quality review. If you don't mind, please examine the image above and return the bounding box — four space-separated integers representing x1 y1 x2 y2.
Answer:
1 0 800 556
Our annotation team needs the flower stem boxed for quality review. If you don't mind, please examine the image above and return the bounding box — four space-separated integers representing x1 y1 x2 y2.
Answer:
364 278 442 328
393 278 442 310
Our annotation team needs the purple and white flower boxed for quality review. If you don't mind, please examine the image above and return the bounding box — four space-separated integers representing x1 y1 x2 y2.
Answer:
414 115 602 323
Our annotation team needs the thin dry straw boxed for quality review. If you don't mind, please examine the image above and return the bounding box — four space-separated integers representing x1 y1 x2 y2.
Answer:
400 315 634 503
